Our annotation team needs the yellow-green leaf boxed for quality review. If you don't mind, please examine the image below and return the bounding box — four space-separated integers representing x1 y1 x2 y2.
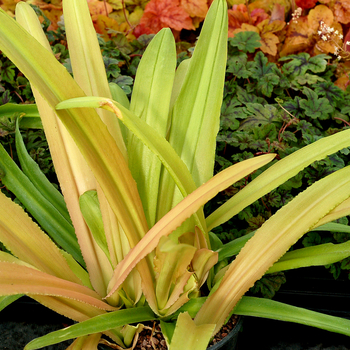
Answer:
195 165 350 334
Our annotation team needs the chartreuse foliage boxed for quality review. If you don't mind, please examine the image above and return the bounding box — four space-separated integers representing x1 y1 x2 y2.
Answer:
1 2 350 350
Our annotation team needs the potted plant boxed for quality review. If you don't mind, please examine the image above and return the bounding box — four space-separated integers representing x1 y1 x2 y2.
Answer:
1 1 350 349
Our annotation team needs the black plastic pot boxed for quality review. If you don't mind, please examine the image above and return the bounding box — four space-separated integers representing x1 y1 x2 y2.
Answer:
274 266 350 317
208 316 243 350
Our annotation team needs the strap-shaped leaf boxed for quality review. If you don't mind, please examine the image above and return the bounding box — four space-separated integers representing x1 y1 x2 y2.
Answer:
313 222 350 233
0 103 42 129
217 222 350 262
267 240 350 274
109 82 129 144
31 294 111 324
154 236 196 312
63 0 136 295
156 0 228 226
66 334 101 350
56 97 207 236
0 193 81 283
24 306 155 350
167 0 228 187
106 154 275 298
15 119 71 223
79 190 111 263
15 2 113 295
1 2 149 245
168 312 215 350
315 197 350 228
62 0 127 159
0 143 83 266
0 262 115 311
128 28 176 228
217 232 255 261
56 97 198 204
234 296 350 336
195 165 350 334
207 128 350 231
6 3 151 297
0 294 23 312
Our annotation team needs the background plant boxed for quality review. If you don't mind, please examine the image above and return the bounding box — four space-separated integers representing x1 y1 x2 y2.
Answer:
210 30 350 297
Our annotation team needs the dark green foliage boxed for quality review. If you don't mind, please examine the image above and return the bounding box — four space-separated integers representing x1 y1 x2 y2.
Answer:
212 32 350 293
228 31 261 53
279 53 331 78
299 87 334 120
239 103 280 129
0 59 16 84
227 52 251 79
0 53 33 104
249 272 286 299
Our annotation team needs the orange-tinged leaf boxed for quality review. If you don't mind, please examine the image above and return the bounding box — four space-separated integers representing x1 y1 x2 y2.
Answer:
227 4 250 31
0 262 116 311
228 4 270 33
0 0 21 12
279 16 312 56
95 14 129 39
31 296 122 343
314 21 343 55
345 29 350 52
250 7 269 25
195 165 350 335
229 23 258 38
154 236 196 311
67 333 102 349
270 3 286 22
32 296 124 345
0 192 80 284
88 0 113 20
42 9 63 31
334 0 350 24
258 19 285 34
33 295 108 322
334 74 350 91
138 0 195 34
315 38 337 55
191 248 218 287
248 0 291 13
106 155 275 298
308 4 334 31
260 32 280 55
239 23 259 32
295 0 318 9
315 197 350 228
30 1 62 10
180 0 208 18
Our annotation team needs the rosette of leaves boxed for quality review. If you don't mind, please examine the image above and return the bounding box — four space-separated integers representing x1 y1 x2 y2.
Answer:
2 3 350 350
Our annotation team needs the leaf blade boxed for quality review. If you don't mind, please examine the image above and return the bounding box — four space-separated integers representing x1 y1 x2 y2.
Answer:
196 165 350 334
106 154 275 298
24 306 155 350
235 296 350 336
